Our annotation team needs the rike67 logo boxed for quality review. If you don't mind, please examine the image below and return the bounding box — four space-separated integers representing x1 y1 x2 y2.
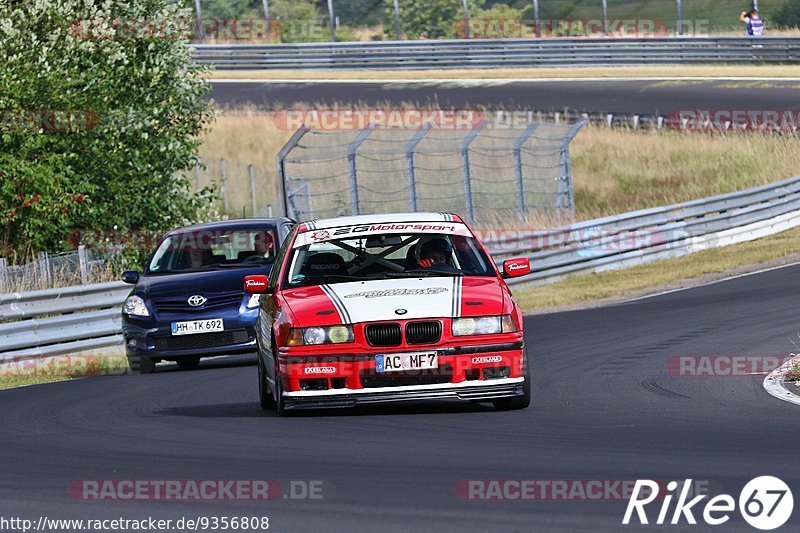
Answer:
623 477 793 530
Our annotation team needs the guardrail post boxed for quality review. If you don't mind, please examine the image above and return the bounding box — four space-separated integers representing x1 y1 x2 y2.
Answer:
405 123 433 212
78 245 89 285
276 125 310 218
460 120 488 222
0 258 7 293
220 158 229 214
249 164 258 217
513 122 540 214
347 123 376 216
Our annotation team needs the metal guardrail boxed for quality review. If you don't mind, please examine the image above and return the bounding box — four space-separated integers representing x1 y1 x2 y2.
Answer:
0 282 129 361
486 174 800 285
3 175 800 359
193 37 800 70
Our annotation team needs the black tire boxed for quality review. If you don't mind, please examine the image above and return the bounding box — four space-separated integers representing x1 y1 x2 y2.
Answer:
493 356 531 411
176 357 200 370
258 357 276 410
274 370 289 416
127 355 156 375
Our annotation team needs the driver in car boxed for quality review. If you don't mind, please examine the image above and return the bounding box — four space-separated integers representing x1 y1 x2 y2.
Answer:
417 238 453 268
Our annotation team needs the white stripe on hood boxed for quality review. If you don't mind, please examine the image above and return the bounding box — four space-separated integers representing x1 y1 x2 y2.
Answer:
324 277 460 323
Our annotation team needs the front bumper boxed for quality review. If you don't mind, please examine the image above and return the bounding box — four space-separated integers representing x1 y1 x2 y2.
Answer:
277 340 526 409
283 377 525 410
122 319 257 361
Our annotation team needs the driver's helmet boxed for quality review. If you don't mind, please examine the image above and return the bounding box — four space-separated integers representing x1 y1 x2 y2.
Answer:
420 238 453 264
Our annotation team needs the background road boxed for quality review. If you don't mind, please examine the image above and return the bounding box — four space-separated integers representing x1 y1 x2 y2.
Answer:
210 79 800 115
1 265 799 531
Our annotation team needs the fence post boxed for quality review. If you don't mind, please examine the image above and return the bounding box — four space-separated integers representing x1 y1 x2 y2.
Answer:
276 125 310 218
392 0 402 40
0 258 7 293
405 123 432 212
38 251 52 287
558 119 588 212
78 245 89 285
460 120 488 223
249 164 258 217
513 122 540 215
347 124 376 216
220 158 229 214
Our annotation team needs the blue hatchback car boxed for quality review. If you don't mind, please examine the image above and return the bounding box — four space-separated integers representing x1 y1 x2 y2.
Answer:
121 218 294 373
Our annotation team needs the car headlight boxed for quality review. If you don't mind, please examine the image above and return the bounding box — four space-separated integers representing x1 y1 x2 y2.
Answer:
123 295 150 317
246 293 261 309
452 315 517 336
287 325 354 346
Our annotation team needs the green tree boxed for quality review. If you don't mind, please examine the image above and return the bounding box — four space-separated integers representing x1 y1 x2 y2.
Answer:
384 0 485 40
771 0 800 28
0 0 215 261
181 0 258 19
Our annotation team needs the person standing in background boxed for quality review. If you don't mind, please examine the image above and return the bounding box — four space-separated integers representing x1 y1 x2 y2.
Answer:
740 8 764 36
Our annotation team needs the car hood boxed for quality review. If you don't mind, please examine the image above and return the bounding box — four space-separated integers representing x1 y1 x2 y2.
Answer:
136 267 272 299
281 276 504 326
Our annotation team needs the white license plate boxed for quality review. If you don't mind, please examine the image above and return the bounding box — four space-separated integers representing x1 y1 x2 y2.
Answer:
171 318 224 336
375 352 438 373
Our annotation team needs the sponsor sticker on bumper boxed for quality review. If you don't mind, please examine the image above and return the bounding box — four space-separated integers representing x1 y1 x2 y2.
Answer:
376 352 438 373
171 318 224 336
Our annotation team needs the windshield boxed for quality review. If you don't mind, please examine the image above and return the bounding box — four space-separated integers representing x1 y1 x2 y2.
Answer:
147 227 278 273
284 233 494 287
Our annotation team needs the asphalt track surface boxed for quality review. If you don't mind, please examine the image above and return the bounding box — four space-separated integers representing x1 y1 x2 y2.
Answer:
2 264 800 531
210 79 800 115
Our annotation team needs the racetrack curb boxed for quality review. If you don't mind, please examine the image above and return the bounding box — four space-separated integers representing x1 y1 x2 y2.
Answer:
763 354 800 406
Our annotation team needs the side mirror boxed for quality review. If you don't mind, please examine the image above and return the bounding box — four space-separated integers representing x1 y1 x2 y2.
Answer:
245 275 271 294
121 270 140 284
502 258 530 279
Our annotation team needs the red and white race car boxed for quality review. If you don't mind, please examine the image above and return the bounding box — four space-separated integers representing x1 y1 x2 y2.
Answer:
244 212 531 415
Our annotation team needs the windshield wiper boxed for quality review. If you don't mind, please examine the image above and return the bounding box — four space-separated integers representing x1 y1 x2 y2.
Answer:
218 259 272 268
381 270 463 278
148 266 220 274
290 274 364 286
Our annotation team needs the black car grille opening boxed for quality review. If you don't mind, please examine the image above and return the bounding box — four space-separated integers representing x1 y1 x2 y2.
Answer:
152 292 243 314
154 329 250 351
405 321 442 345
365 323 402 347
359 365 453 388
